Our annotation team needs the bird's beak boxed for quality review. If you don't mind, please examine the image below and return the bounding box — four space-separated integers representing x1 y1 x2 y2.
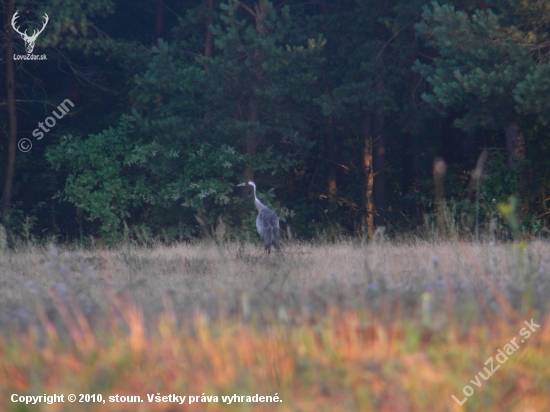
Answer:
236 182 247 187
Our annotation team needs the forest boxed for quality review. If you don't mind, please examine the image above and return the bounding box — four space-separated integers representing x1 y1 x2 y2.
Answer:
2 0 550 244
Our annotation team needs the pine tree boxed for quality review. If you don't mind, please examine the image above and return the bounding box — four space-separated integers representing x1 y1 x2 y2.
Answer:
414 1 550 167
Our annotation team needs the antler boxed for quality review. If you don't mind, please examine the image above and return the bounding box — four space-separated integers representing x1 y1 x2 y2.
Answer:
11 11 49 40
28 13 49 41
11 11 27 38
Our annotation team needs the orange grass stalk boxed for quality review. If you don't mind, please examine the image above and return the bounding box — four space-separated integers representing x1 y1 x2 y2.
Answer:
0 310 549 411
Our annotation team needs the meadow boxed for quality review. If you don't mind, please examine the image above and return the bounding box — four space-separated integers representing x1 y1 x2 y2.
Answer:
0 240 549 411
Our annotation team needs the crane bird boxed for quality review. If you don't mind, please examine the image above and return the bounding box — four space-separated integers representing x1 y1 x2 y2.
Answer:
237 181 280 254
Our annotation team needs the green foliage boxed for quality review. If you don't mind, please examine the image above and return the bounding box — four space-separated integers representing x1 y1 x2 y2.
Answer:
44 1 324 241
0 225 6 254
515 65 550 124
46 115 150 242
6 0 550 243
415 1 550 131
414 1 532 130
0 209 38 246
14 0 115 53
480 151 521 204
498 195 520 236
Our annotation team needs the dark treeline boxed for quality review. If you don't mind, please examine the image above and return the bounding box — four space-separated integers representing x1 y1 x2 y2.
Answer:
1 0 550 244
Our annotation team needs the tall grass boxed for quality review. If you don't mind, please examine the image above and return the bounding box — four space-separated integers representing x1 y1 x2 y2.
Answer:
0 240 549 410
1 305 549 411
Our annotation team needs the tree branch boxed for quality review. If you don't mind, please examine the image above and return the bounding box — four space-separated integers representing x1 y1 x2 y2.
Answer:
528 41 550 52
0 99 58 107
238 2 257 18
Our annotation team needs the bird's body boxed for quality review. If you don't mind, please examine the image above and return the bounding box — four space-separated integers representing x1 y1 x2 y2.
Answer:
238 181 280 254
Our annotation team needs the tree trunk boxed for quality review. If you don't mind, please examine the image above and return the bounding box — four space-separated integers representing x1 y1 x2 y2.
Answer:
433 157 448 238
362 112 374 238
373 113 385 227
152 0 164 106
154 0 164 43
325 115 337 199
70 82 80 104
242 1 266 182
2 0 17 212
105 11 112 36
254 0 266 36
318 3 337 200
401 133 413 200
504 120 525 168
442 113 462 165
204 0 214 72
244 95 259 182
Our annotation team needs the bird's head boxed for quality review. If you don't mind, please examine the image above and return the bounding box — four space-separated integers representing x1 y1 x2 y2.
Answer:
237 181 255 188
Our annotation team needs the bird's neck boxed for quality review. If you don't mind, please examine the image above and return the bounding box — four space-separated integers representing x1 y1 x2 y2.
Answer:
252 186 266 211
254 196 266 212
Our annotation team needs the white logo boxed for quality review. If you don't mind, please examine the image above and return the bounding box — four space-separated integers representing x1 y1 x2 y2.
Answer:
12 11 49 54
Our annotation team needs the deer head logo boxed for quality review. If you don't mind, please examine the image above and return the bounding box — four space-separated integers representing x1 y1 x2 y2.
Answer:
11 11 49 54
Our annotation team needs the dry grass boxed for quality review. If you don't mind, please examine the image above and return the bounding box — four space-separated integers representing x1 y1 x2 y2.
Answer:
1 240 549 328
0 240 549 411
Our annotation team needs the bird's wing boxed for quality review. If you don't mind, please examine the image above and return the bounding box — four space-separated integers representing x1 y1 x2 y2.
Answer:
256 214 263 236
259 209 279 232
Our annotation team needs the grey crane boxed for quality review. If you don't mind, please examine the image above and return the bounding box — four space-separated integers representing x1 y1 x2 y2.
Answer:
237 181 280 254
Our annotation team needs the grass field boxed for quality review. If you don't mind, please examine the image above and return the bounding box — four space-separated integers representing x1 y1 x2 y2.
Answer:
0 240 549 411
